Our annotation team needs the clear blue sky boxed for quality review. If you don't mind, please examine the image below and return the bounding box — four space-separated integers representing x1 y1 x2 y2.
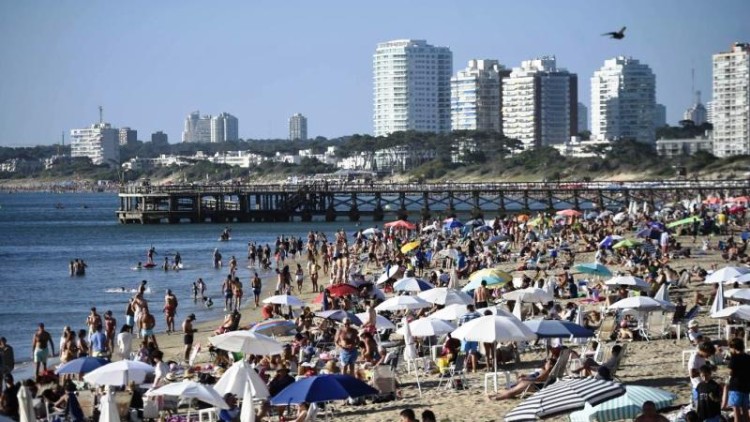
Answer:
0 0 748 146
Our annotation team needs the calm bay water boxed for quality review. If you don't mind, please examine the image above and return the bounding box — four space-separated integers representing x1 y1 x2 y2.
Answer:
0 192 363 364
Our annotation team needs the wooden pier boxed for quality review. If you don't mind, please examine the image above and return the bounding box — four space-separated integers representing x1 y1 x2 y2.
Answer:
116 180 750 224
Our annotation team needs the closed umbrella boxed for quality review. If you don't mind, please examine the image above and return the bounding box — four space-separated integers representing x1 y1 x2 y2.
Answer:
573 306 587 345
397 318 456 337
503 287 554 303
522 320 594 339
393 277 435 292
654 283 670 303
504 378 626 421
569 385 676 422
99 388 120 422
604 276 650 291
83 360 154 386
354 312 396 330
262 294 306 307
402 316 422 395
711 281 725 316
17 386 35 422
208 331 283 355
214 359 269 422
375 295 431 312
270 374 379 405
418 287 473 306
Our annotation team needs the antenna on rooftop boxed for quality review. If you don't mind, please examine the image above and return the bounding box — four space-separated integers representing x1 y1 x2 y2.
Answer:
99 105 103 124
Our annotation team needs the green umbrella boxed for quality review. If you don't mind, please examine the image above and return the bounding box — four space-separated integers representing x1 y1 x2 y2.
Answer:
568 385 676 422
612 239 641 249
666 215 701 229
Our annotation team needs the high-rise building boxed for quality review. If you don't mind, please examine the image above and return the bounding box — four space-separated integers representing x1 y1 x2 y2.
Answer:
705 100 714 124
654 104 667 128
289 113 308 140
502 57 578 148
70 122 119 166
373 39 453 137
182 111 212 143
151 131 168 145
118 127 137 145
577 103 588 133
712 42 750 157
591 57 657 143
210 112 239 143
683 90 708 126
450 59 509 132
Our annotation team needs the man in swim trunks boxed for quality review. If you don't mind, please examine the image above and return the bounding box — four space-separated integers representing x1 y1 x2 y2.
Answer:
474 280 489 309
251 273 262 308
103 310 117 351
335 318 359 376
222 275 234 311
140 310 158 350
182 314 197 362
86 308 102 341
163 289 178 333
31 323 55 379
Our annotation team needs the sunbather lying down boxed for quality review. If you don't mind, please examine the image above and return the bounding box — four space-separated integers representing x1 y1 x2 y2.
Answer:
487 357 556 401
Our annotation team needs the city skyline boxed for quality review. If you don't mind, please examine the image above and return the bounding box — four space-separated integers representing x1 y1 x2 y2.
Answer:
0 0 748 146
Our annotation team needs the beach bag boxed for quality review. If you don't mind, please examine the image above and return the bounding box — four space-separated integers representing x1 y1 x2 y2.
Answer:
143 397 159 419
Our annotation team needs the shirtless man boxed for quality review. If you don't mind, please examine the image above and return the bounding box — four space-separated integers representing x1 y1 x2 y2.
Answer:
32 323 55 379
251 273 262 308
103 310 117 351
132 292 149 337
335 318 359 376
182 314 197 362
474 280 489 309
633 401 669 422
163 289 178 333
222 275 234 311
86 307 102 341
140 310 158 349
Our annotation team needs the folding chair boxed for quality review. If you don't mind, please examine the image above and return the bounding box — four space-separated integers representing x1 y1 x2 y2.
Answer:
437 354 468 390
519 349 570 398
596 315 617 343
609 343 628 382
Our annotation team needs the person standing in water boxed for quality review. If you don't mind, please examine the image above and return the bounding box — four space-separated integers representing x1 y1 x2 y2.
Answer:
147 246 156 265
173 252 182 270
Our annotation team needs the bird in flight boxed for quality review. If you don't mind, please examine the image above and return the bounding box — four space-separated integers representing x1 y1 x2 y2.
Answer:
602 27 626 39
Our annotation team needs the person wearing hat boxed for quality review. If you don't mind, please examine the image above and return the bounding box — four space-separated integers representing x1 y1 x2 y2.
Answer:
218 393 240 422
182 313 197 362
687 320 703 345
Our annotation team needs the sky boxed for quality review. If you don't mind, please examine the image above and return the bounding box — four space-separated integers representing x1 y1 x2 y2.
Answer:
0 0 748 146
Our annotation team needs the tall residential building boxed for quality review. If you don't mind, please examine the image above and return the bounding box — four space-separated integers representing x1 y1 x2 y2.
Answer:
705 100 714 124
502 57 578 148
450 59 510 132
577 103 588 133
151 131 168 145
373 39 453 137
683 90 708 126
210 112 239 143
70 122 119 166
712 42 750 157
289 113 308 140
118 127 137 145
182 111 212 143
591 57 657 143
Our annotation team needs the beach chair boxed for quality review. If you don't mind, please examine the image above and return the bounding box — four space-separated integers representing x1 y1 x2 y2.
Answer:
437 354 468 391
520 349 570 398
114 390 134 420
305 403 319 421
596 315 617 343
609 343 628 382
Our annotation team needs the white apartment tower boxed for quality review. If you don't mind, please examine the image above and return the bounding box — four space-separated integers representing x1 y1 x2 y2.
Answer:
210 112 239 143
502 57 578 148
70 122 119 166
591 57 657 143
451 59 509 132
373 39 453 137
712 42 750 157
289 113 308 141
683 90 708 126
182 111 212 143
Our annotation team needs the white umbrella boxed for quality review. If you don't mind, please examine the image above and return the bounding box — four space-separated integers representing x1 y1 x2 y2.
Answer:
83 360 154 386
608 296 675 312
512 300 524 321
240 383 256 422
362 227 380 236
573 306 587 345
402 316 421 396
214 360 270 398
375 295 431 312
418 287 473 306
354 312 397 330
436 248 459 259
732 273 750 284
396 318 456 337
704 266 750 284
605 276 650 291
711 305 750 321
17 386 35 422
99 388 120 422
376 265 401 285
147 381 229 410
421 223 438 233
262 294 306 307
428 304 470 321
503 287 554 303
393 277 435 292
477 305 517 319
711 282 725 316
451 315 536 375
725 288 750 302
208 331 283 355
541 277 556 297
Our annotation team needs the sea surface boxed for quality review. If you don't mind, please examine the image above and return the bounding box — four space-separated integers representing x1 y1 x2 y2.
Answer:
0 192 365 366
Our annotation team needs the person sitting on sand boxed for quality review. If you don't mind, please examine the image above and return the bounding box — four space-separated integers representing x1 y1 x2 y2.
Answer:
488 357 556 401
633 400 669 422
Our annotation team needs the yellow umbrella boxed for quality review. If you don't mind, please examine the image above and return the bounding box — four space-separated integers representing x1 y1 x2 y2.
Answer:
400 240 421 254
613 239 641 249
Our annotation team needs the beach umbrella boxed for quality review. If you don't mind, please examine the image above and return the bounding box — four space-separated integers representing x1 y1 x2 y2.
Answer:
147 381 229 409
604 276 650 291
214 360 270 400
461 268 512 292
474 225 493 233
733 273 750 284
354 312 396 329
452 315 536 376
393 277 435 292
444 219 464 229
666 216 701 229
325 283 359 298
608 296 675 312
315 310 362 325
486 235 508 246
503 287 554 303
613 212 628 224
55 356 109 375
704 266 750 284
400 240 421 254
401 316 422 395
376 265 401 284
361 227 380 236
725 288 750 303
83 360 154 386
397 318 456 337
17 386 35 422
711 305 750 321
249 319 297 337
477 305 516 319
375 295 431 312
612 239 641 249
517 214 530 223
428 304 472 321
573 306 587 345
504 378 626 422
99 388 120 422
421 223 438 232
568 385 675 422
654 283 670 303
635 228 652 238
512 300 524 321
262 294 306 307
711 281 725 316
466 218 485 227
556 209 582 217
436 248 460 260
418 287 473 306
575 263 612 278
384 220 415 230
522 320 594 339
270 374 379 406
208 331 283 355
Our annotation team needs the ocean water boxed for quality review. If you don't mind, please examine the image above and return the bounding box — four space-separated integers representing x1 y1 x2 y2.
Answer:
0 192 364 365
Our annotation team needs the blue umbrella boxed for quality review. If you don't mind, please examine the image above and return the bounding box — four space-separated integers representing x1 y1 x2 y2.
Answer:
635 228 652 238
522 320 594 339
444 220 464 229
575 263 612 277
55 357 109 375
270 374 379 405
649 221 666 231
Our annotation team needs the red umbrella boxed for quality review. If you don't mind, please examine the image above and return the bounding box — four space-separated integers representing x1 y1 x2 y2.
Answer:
326 284 359 297
556 209 582 217
729 205 746 215
384 220 416 230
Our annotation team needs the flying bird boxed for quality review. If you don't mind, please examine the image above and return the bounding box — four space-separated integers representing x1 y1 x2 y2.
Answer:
602 27 626 40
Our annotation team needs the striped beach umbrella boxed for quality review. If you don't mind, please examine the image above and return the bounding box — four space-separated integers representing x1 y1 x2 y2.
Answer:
504 378 626 421
569 385 676 422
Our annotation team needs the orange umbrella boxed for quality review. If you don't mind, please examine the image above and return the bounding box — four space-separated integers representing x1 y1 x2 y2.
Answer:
556 209 582 217
384 220 416 230
516 214 530 223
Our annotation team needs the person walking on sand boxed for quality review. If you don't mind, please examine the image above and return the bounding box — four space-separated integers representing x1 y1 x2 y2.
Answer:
182 314 197 362
103 310 117 352
32 323 55 379
86 307 102 341
251 272 262 308
140 309 158 350
163 289 178 334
